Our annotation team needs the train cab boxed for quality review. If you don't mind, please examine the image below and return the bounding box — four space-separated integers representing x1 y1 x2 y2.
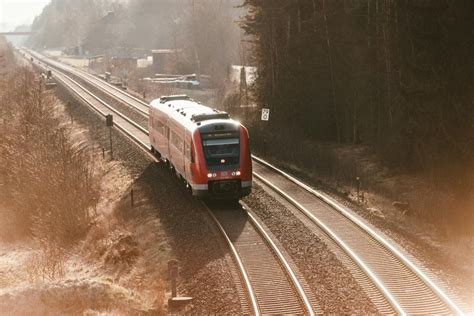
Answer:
149 95 252 199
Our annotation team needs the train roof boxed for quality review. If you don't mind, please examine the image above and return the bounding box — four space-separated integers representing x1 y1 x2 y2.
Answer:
150 95 239 132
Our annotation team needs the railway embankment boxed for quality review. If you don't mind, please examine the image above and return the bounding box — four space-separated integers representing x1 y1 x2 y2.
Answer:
0 63 159 313
0 54 241 313
52 66 244 314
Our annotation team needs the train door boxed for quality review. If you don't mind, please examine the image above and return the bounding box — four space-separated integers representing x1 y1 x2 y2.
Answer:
165 123 170 160
184 133 192 181
168 123 178 170
178 130 186 176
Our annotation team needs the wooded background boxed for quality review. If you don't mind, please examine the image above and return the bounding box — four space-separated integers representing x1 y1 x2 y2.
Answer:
242 0 473 182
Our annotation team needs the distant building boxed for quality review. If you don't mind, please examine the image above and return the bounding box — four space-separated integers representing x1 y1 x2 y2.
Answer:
152 49 182 73
110 57 137 78
137 56 153 68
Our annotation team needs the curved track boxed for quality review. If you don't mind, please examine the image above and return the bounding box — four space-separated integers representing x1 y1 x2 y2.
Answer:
205 202 318 315
22 50 316 315
23 49 464 315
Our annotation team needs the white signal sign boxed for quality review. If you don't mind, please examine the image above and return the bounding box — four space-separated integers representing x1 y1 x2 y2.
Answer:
261 108 270 121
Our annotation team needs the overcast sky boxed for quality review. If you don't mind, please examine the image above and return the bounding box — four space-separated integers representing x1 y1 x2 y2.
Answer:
0 0 50 31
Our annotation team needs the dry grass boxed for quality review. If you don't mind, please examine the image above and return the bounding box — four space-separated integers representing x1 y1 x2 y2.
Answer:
0 53 166 314
25 246 68 282
0 66 101 248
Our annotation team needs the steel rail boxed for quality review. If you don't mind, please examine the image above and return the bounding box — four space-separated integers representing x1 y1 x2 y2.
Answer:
243 205 315 316
253 170 404 314
201 203 261 316
207 202 316 315
70 63 149 108
252 155 464 315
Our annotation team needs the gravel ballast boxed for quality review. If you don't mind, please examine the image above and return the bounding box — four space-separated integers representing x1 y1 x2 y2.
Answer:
243 184 378 314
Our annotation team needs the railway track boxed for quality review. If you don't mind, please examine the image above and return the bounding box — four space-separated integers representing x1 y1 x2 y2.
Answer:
23 49 464 315
252 157 464 315
20 50 317 315
205 202 318 315
26 49 150 115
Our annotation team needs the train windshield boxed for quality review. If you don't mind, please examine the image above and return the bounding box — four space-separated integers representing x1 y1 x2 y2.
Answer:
202 138 240 166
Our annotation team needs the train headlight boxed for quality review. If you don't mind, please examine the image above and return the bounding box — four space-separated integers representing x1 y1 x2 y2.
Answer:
207 173 213 178
236 171 241 176
212 173 217 178
232 172 236 176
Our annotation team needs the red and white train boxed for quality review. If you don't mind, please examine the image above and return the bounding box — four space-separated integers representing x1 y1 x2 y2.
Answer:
149 95 252 199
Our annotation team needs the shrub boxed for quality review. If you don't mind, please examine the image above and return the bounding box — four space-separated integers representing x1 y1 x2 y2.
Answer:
0 67 101 248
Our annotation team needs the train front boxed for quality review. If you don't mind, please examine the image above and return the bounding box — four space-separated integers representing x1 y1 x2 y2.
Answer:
191 120 252 199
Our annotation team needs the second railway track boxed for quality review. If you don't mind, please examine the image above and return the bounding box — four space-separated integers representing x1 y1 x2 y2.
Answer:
23 49 464 315
252 156 463 315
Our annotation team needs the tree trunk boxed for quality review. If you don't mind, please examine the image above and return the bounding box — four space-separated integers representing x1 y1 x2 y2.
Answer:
322 0 340 143
312 0 317 32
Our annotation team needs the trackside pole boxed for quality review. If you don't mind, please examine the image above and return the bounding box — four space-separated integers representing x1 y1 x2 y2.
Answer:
106 114 113 159
167 259 192 312
109 128 113 159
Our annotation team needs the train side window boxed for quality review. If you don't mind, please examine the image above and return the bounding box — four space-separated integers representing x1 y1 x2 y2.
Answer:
179 135 184 153
170 131 175 147
154 118 163 135
170 131 184 153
